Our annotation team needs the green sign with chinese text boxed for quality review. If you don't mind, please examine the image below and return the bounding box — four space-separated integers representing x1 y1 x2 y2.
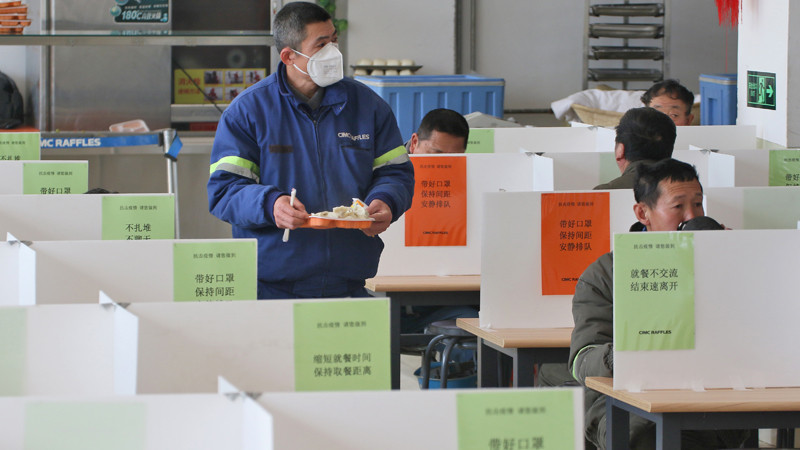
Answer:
173 240 257 301
747 71 776 110
465 129 494 153
0 131 39 161
294 299 390 391
22 162 88 195
614 233 695 351
457 390 576 450
768 149 800 186
102 195 175 240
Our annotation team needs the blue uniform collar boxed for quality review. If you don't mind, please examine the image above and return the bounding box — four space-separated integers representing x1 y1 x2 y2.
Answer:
276 62 347 114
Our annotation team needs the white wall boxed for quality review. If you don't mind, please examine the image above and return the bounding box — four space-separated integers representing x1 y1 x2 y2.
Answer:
344 0 456 75
737 0 792 146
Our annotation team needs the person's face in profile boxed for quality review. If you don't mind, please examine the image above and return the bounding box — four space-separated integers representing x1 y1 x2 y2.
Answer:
635 179 704 231
409 130 466 154
649 94 694 126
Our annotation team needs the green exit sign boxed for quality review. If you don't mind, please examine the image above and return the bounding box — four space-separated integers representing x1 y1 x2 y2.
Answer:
747 71 776 110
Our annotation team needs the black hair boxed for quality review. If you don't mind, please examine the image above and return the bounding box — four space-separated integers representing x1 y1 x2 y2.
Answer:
274 2 332 52
615 107 676 163
416 108 470 146
634 158 701 207
640 79 695 115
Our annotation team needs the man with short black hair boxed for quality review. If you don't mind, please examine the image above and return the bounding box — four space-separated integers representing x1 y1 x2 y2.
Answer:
594 107 676 190
407 108 470 154
641 79 695 126
571 158 747 450
208 2 414 299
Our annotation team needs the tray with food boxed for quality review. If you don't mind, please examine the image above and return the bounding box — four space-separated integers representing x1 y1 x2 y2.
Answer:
302 198 374 230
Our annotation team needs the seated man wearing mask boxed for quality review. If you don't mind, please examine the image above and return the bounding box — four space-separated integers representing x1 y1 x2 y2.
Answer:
594 107 676 190
570 158 747 450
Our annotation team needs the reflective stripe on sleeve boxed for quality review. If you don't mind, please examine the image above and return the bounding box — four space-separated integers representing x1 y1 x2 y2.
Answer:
373 145 410 171
571 344 600 380
210 156 261 183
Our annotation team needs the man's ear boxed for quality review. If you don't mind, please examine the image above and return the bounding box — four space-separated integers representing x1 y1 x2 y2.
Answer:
279 47 296 66
687 113 695 125
408 133 419 154
633 202 650 227
614 142 625 162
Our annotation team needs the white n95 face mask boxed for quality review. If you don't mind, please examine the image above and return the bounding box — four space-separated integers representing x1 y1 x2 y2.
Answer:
293 42 344 87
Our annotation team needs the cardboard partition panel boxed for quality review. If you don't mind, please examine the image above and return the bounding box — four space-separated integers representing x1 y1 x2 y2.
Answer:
15 238 256 305
377 153 551 276
674 124 756 150
0 304 137 396
492 126 615 153
0 394 271 449
0 238 35 306
613 229 800 390
716 148 800 187
128 297 391 394
0 160 89 195
0 193 175 240
705 186 800 230
256 387 584 450
480 190 636 328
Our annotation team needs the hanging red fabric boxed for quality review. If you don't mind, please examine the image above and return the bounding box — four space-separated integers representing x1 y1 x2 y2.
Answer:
715 0 740 28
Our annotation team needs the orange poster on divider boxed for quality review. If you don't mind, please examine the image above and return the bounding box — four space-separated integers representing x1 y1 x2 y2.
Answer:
405 155 467 246
541 192 610 295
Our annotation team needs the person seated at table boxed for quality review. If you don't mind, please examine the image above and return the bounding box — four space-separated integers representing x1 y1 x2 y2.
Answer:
641 79 695 126
570 158 748 450
402 108 478 363
594 107 676 190
406 108 470 154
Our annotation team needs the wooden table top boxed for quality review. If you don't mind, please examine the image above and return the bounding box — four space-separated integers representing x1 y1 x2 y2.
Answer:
456 318 572 349
586 376 800 413
365 275 480 292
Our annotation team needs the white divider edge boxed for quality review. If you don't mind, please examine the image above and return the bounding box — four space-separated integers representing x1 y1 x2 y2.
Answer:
99 291 139 396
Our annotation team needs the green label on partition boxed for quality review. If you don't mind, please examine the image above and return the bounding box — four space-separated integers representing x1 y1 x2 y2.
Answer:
465 129 494 153
173 241 257 301
747 70 776 110
0 132 40 161
0 308 27 396
743 188 800 229
102 196 175 240
614 233 695 351
457 390 576 450
25 402 146 450
294 299 390 391
768 149 800 186
22 162 88 195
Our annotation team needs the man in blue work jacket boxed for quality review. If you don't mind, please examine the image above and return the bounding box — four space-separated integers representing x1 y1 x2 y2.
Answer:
208 2 414 299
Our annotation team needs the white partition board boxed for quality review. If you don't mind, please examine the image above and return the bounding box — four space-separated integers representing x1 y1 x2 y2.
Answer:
257 388 583 450
21 239 246 305
128 298 387 394
0 193 173 240
0 394 271 449
674 125 756 150
541 150 734 192
377 153 549 276
480 190 636 328
716 148 770 186
493 126 612 153
705 186 800 230
0 239 35 306
0 160 87 194
0 304 137 396
614 229 800 390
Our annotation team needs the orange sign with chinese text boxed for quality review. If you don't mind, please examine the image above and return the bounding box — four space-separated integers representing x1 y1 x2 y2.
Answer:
541 192 610 295
405 156 467 246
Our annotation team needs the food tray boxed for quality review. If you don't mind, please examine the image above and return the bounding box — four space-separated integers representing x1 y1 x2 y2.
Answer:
587 68 663 82
590 46 664 60
589 3 664 17
589 24 663 39
350 65 422 73
302 216 374 230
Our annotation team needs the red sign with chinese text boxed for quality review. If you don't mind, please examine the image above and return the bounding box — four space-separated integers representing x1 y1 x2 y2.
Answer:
405 156 467 246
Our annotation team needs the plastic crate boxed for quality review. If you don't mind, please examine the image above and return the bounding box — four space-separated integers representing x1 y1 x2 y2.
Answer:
700 73 737 125
355 74 505 142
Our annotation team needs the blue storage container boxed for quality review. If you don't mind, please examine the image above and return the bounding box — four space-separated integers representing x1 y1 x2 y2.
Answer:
699 73 737 125
354 74 505 142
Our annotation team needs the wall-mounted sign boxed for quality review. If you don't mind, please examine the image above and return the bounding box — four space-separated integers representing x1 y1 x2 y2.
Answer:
746 70 776 110
110 0 169 24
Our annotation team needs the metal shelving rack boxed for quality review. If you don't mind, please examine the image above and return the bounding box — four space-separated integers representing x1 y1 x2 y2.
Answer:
583 1 669 90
